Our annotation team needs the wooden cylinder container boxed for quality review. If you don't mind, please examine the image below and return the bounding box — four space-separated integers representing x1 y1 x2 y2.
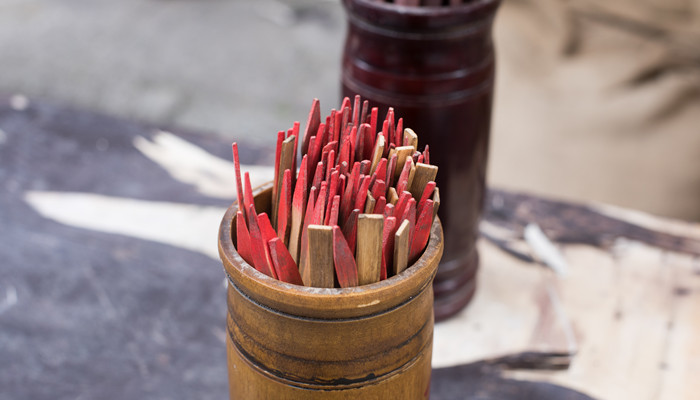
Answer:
218 182 443 399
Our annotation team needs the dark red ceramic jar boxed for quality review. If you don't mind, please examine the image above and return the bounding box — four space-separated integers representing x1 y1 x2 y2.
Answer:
341 0 500 320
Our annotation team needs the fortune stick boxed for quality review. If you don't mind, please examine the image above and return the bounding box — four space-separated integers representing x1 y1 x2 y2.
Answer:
231 96 439 288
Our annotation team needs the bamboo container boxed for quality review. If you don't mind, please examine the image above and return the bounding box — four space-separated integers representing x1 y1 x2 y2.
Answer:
218 182 443 399
341 0 500 320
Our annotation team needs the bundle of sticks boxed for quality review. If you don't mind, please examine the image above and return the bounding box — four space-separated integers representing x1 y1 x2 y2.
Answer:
231 96 439 288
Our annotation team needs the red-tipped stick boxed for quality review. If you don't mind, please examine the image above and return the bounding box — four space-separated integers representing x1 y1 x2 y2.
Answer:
360 100 369 126
298 186 317 277
386 108 395 146
246 205 276 278
232 143 246 222
381 119 390 150
243 172 256 216
394 191 412 221
274 136 296 227
311 161 324 191
371 158 387 188
328 109 337 145
362 123 375 158
395 159 413 195
291 121 300 174
333 226 359 288
374 196 387 215
343 209 360 253
417 181 436 216
288 155 308 263
236 211 252 265
386 153 398 189
313 182 327 225
277 169 292 245
268 238 303 285
335 109 343 143
352 95 361 127
423 144 430 165
340 96 351 114
370 179 386 201
395 117 404 147
353 176 371 212
272 131 284 216
340 162 360 222
355 124 366 162
359 160 371 175
348 125 358 164
302 99 320 156
383 203 395 218
410 199 434 262
381 216 397 280
325 171 339 221
326 195 341 227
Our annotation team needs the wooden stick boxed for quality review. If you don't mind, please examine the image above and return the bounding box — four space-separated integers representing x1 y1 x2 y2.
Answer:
374 196 387 215
383 203 395 218
268 238 304 285
298 186 317 279
394 191 412 224
364 192 376 214
236 211 252 265
417 181 436 216
381 216 397 280
370 179 386 201
356 214 383 285
288 155 308 263
273 135 296 227
393 219 410 275
277 169 292 245
369 134 385 176
326 195 340 227
305 225 335 288
403 128 418 150
232 143 246 222
332 226 358 288
352 95 361 127
388 187 399 205
302 99 320 156
432 186 440 218
340 162 360 223
343 209 360 253
353 176 371 212
394 117 403 148
272 131 284 219
360 100 369 126
394 146 415 182
410 199 434 262
325 170 339 221
246 205 276 278
396 158 414 195
408 162 438 200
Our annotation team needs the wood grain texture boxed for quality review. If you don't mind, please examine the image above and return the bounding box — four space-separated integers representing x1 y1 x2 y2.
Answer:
305 225 335 288
356 214 384 285
394 219 410 275
409 163 438 200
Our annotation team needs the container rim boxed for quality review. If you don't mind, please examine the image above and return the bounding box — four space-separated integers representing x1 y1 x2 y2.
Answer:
218 182 444 319
343 0 501 30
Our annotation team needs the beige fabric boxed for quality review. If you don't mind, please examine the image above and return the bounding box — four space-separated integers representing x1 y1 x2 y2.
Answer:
489 0 700 220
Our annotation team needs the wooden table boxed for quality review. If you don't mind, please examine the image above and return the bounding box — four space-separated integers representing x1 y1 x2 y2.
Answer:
1 96 697 399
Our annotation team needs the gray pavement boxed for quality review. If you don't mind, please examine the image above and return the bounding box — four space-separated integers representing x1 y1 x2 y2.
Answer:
0 0 344 144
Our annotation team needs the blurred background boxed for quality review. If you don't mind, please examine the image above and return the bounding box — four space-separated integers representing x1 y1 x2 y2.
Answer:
2 0 699 220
